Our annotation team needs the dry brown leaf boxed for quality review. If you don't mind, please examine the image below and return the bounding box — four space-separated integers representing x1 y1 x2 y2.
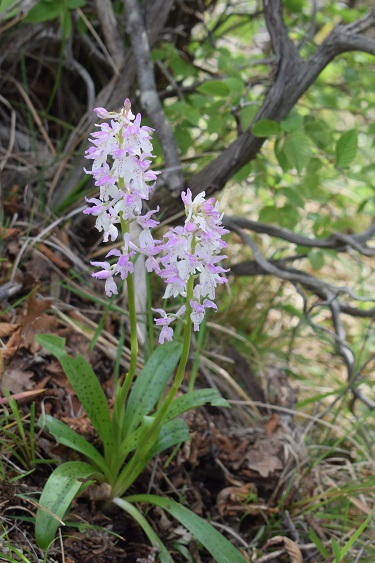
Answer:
17 292 56 351
217 483 256 516
232 437 283 478
0 322 20 338
0 327 21 370
2 367 34 394
265 536 303 563
0 227 20 239
265 414 280 436
0 346 18 363
36 242 71 270
0 388 46 405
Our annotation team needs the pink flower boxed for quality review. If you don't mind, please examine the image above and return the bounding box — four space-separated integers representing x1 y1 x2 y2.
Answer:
153 190 229 335
90 260 118 297
84 99 161 296
152 306 186 344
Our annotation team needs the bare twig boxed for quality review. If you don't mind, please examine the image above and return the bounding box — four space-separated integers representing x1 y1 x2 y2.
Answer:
94 0 126 70
123 0 184 195
225 218 375 303
223 216 375 256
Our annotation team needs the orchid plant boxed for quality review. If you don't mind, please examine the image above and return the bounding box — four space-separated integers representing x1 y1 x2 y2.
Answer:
35 100 247 562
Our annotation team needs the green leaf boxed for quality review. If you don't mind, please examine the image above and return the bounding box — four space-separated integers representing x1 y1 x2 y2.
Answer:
122 341 182 440
280 112 303 132
123 495 249 563
331 537 341 562
115 419 190 496
24 0 63 23
304 118 332 148
38 414 109 478
283 131 313 173
234 161 252 182
67 0 86 7
274 138 290 171
35 461 97 549
335 128 358 167
197 80 230 97
112 498 174 563
148 418 190 458
165 389 230 421
258 205 279 223
239 105 258 130
61 9 72 38
222 77 244 103
0 0 19 18
35 334 66 356
35 334 113 454
308 250 324 270
252 119 280 137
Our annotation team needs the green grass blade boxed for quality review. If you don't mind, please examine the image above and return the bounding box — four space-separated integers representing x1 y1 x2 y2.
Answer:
35 461 97 550
124 494 249 563
338 508 374 560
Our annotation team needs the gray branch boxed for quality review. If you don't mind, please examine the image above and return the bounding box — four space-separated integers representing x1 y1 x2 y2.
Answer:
95 0 126 70
123 0 183 195
223 216 375 256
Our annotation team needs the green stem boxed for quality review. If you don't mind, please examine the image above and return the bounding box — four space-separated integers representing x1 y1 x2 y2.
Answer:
110 214 139 470
113 276 194 496
120 272 138 401
153 275 194 422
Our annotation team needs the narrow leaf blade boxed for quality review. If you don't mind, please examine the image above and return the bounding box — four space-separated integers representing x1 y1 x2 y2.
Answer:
124 494 248 563
35 461 97 550
36 334 113 452
165 389 230 421
38 415 109 477
123 342 182 438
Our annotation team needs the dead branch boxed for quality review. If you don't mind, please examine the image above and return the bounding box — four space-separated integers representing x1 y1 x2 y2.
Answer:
124 0 184 195
223 216 375 256
94 0 126 70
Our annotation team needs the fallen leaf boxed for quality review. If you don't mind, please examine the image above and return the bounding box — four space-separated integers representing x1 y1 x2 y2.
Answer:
17 291 56 352
232 436 284 478
2 367 34 394
0 227 20 239
0 322 20 338
0 388 46 405
265 536 303 563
